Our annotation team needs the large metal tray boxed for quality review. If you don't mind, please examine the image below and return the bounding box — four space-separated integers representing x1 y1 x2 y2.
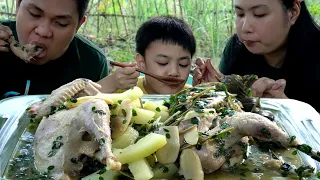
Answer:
0 95 319 179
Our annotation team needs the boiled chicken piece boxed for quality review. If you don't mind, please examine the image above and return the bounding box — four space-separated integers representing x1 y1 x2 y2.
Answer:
34 98 121 180
8 36 44 63
28 78 101 118
194 112 298 174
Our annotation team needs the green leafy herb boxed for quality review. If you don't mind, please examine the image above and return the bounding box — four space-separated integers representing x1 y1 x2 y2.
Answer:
292 150 298 155
70 158 78 164
56 136 63 141
99 176 104 180
220 122 230 130
317 171 320 178
166 133 171 139
132 109 137 116
48 150 57 157
47 166 54 171
191 117 200 125
99 138 105 146
123 119 127 124
163 128 169 132
290 136 296 144
122 109 126 117
94 110 106 115
67 98 78 103
156 107 161 112
26 107 31 111
111 104 118 109
111 114 117 118
98 168 107 175
118 100 122 104
260 128 271 138
161 165 169 173
92 106 96 111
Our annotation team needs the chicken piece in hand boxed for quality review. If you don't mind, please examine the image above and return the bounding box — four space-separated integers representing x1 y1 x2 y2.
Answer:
34 98 121 180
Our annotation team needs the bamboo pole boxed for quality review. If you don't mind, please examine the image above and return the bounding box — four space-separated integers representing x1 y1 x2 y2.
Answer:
111 0 120 35
129 0 136 27
165 0 169 15
97 0 101 36
179 0 183 18
154 0 159 15
173 0 176 16
117 0 128 35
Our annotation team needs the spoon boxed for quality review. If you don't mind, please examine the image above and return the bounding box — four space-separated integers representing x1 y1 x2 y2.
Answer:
109 61 186 85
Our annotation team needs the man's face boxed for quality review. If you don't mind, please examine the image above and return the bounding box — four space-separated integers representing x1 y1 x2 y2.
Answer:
16 0 84 65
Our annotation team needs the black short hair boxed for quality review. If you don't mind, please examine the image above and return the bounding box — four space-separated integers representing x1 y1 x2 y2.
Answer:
17 0 89 22
135 15 196 57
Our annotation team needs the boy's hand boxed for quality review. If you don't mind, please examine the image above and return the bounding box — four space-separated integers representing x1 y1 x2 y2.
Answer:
193 57 223 86
251 77 287 98
111 63 140 90
0 24 12 52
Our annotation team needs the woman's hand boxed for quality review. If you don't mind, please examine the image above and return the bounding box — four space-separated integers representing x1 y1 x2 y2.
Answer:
192 57 223 86
98 62 140 93
0 24 12 52
251 77 288 98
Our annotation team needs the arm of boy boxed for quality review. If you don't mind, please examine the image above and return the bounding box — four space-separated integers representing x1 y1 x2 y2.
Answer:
97 62 140 93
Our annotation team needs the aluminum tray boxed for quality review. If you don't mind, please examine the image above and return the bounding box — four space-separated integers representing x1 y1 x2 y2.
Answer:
0 95 319 179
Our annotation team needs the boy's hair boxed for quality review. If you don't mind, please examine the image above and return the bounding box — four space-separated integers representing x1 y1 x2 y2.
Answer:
17 0 89 22
135 15 196 57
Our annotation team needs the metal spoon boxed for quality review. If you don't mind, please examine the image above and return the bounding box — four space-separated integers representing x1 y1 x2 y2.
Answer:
109 61 186 85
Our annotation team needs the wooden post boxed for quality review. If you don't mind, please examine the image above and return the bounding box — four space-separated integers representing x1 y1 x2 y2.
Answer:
117 0 128 36
111 0 119 35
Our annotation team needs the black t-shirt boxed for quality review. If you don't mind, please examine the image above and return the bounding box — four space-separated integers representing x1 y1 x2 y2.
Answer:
219 34 320 112
0 20 109 97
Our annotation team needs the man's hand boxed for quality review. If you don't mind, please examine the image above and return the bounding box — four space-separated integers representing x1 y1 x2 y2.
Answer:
0 24 12 52
192 58 223 86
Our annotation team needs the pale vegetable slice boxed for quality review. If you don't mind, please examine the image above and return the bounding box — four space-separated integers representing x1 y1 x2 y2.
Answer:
81 168 120 180
132 98 142 108
180 149 204 180
64 95 113 109
152 163 179 179
110 99 132 139
128 158 154 180
156 126 180 164
113 133 167 164
112 126 139 149
143 101 169 122
183 109 216 121
109 86 143 103
183 126 199 145
131 108 156 124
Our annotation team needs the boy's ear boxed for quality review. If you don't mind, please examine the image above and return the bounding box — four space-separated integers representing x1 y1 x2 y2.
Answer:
136 53 146 70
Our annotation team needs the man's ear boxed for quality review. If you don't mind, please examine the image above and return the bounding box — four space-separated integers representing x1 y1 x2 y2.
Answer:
77 16 87 30
136 53 146 70
288 1 301 25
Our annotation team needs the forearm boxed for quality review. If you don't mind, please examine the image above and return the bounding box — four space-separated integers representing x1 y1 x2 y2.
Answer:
97 75 118 93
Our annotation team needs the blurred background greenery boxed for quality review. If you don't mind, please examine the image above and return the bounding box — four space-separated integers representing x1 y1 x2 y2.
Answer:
1 0 319 67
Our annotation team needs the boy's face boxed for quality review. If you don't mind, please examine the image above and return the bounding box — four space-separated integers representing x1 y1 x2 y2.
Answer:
137 40 192 94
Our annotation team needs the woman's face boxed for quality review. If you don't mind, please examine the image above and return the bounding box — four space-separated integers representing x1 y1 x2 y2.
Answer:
16 0 85 65
235 0 295 55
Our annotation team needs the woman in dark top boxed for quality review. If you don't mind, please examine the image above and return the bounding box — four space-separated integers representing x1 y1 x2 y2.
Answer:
194 0 320 112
